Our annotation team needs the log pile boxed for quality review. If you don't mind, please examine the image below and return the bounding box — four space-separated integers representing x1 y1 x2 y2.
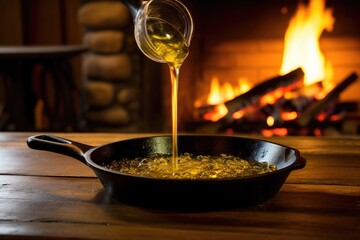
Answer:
297 73 358 127
224 68 304 122
192 69 359 135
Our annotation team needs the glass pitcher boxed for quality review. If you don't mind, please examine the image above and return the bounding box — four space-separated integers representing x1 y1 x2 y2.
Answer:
122 0 194 63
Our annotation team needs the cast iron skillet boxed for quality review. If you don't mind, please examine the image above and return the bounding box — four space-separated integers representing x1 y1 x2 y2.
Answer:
27 134 306 210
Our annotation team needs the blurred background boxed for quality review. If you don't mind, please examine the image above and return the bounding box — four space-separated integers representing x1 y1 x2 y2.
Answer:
0 0 359 136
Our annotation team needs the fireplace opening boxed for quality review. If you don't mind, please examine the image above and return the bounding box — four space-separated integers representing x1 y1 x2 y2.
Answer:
163 0 360 136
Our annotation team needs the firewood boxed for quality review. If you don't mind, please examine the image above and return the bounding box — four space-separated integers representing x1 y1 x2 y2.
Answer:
223 67 304 122
297 72 358 127
196 67 304 120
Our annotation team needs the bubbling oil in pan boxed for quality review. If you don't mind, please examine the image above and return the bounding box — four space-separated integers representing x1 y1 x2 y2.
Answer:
104 153 277 179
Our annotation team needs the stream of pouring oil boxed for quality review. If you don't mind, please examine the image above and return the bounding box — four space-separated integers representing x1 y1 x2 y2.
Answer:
146 17 189 170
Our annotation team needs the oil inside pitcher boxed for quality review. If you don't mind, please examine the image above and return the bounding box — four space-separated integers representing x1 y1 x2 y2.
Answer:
121 0 194 63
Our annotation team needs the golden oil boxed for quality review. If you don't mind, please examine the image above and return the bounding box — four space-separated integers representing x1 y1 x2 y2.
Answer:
105 153 277 179
146 17 189 170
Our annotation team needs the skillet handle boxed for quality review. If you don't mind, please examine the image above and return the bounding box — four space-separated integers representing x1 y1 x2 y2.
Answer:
292 156 306 170
27 135 93 164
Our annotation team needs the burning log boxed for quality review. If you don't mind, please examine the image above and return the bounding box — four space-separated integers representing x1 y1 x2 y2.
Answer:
297 72 358 127
298 81 323 97
222 67 304 122
192 68 304 133
196 68 304 120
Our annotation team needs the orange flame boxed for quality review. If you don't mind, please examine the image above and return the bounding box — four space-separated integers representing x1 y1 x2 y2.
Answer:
199 0 337 136
203 104 228 122
207 77 223 105
207 77 252 105
203 77 252 122
260 88 286 106
280 0 335 86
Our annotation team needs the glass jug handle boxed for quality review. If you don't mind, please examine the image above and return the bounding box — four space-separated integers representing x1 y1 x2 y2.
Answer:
121 0 143 20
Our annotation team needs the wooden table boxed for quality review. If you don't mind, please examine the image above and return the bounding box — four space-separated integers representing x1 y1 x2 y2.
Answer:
0 133 359 239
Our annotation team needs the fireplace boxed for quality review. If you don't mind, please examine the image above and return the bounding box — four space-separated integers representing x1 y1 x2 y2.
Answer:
159 0 360 136
77 0 359 135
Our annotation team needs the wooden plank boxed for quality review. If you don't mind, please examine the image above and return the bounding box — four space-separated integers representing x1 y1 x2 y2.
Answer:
1 176 359 214
287 155 360 186
0 0 23 45
0 175 101 202
255 135 360 157
0 132 148 145
0 178 359 239
0 133 151 177
0 152 358 185
0 148 95 177
1 133 360 240
21 0 62 44
2 133 360 157
1 134 359 186
0 216 359 240
0 148 359 185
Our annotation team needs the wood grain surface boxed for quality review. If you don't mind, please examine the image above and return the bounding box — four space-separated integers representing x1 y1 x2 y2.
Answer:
0 132 359 240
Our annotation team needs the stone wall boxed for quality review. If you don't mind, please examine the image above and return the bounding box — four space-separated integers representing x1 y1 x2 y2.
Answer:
78 0 143 132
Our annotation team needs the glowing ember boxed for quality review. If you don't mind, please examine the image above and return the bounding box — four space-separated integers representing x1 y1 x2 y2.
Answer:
279 0 335 86
317 112 327 122
260 88 286 106
266 116 275 127
329 114 342 122
262 128 288 137
232 110 245 120
314 128 322 136
281 111 298 121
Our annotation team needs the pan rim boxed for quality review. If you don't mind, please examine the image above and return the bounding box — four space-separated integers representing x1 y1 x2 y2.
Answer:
84 134 304 182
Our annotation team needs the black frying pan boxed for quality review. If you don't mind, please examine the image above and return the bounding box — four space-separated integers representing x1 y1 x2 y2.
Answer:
27 134 306 210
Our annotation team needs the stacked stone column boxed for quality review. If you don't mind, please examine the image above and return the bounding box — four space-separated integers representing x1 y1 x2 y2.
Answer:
78 0 142 132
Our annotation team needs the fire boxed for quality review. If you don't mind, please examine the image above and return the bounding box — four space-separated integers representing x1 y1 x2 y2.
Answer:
203 77 252 121
197 0 339 136
203 104 228 122
280 0 335 86
207 77 222 105
207 76 251 105
260 88 286 106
